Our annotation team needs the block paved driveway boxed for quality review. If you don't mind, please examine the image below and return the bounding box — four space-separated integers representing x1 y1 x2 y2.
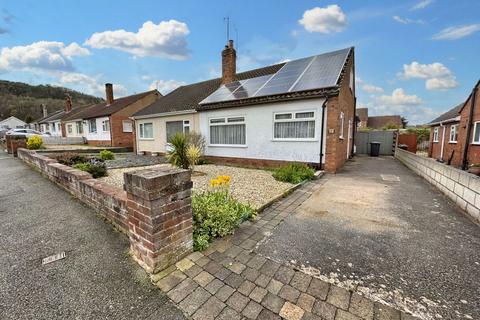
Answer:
0 150 185 320
257 155 480 320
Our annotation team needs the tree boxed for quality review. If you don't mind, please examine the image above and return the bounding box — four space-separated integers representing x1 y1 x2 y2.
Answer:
401 117 408 128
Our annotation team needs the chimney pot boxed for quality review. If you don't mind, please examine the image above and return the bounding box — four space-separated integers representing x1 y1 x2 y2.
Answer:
221 40 236 85
105 83 114 105
42 104 48 118
65 95 72 113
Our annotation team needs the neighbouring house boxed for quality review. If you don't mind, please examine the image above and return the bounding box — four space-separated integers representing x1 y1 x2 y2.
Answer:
428 80 480 169
356 108 368 128
356 108 404 129
133 41 356 173
63 84 161 147
0 116 27 130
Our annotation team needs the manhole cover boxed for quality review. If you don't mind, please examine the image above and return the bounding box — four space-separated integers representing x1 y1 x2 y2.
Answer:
380 174 400 182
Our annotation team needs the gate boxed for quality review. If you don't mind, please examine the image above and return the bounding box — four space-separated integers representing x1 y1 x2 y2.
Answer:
355 130 397 155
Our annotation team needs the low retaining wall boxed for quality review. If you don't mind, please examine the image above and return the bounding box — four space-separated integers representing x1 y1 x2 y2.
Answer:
18 148 128 232
17 148 193 273
395 147 480 224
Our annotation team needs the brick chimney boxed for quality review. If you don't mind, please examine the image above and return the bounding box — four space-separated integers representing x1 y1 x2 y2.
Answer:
221 40 236 85
65 95 72 113
42 104 48 118
105 83 114 105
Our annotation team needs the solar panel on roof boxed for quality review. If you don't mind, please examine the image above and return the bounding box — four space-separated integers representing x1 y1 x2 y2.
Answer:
199 47 350 105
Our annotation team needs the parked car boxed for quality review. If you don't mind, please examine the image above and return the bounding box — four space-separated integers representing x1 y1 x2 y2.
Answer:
6 128 51 138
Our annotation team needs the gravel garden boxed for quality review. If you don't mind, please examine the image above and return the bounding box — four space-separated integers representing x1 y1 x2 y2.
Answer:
40 132 316 251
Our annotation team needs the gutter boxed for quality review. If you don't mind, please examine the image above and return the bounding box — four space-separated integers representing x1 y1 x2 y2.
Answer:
319 99 327 168
132 109 196 120
428 116 460 126
462 84 479 170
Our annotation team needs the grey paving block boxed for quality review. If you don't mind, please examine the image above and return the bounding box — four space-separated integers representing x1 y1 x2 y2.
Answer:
336 309 361 320
307 278 330 300
242 300 264 319
226 291 250 312
327 286 350 310
217 307 242 320
261 292 285 313
238 280 256 296
290 272 312 292
349 293 374 319
266 278 284 295
215 285 235 302
191 295 226 320
166 278 198 303
242 267 261 282
278 284 301 303
224 272 244 288
205 278 224 294
273 265 295 284
259 260 281 277
255 273 272 288
374 303 401 320
312 300 337 320
177 287 211 316
249 286 268 303
157 270 187 293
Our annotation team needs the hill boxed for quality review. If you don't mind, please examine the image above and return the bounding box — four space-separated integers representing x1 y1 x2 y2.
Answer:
0 80 104 123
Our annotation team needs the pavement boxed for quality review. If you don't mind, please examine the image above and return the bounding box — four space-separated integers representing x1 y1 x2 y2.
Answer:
0 149 185 320
257 155 480 320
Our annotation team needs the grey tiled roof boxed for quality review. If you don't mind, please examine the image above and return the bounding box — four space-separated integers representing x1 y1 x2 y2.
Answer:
429 103 463 124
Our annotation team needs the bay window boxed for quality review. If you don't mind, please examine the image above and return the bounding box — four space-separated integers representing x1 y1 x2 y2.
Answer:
273 111 315 140
209 116 246 145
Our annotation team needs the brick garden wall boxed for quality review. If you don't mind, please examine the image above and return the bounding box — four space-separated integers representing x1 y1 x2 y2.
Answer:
395 147 480 224
18 148 129 232
18 148 193 273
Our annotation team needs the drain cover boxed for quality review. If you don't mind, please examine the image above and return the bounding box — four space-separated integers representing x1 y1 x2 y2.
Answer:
380 174 400 182
42 252 66 265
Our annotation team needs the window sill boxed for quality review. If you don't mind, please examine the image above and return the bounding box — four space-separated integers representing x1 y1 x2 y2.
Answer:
271 138 318 142
471 142 480 145
139 138 154 141
433 141 439 143
448 141 457 144
208 144 247 148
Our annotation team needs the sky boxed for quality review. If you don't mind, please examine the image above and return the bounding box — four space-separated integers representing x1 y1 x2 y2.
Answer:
0 0 479 125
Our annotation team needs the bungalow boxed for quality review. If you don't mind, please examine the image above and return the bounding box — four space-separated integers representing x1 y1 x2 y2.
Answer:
133 41 356 173
62 84 161 147
0 116 26 130
429 80 480 169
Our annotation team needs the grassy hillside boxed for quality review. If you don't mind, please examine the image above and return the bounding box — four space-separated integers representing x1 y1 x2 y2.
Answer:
0 80 103 123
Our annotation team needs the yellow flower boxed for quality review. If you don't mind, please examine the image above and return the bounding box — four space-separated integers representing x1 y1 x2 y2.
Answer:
210 178 220 188
218 175 231 184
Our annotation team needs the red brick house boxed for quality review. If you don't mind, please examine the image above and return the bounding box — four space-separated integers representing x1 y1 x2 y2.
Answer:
429 80 480 169
62 84 161 147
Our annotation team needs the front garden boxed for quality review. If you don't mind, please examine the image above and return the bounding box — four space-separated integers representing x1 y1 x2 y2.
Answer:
46 132 317 250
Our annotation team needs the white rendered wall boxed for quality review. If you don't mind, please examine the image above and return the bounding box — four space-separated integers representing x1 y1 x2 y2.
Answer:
199 98 326 164
85 116 111 141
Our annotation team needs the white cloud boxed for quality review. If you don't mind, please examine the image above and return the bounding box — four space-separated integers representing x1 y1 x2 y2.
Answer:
376 88 422 110
85 20 190 59
356 78 384 94
392 15 425 25
299 5 347 33
411 0 434 10
432 24 480 40
148 79 185 95
362 83 384 94
58 72 127 97
401 61 458 90
0 41 90 73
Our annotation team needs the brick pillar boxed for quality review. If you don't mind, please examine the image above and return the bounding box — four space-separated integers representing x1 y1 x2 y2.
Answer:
124 168 193 274
6 135 27 156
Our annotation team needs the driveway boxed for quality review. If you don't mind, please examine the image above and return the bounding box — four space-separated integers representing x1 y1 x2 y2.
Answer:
0 150 185 320
257 155 480 319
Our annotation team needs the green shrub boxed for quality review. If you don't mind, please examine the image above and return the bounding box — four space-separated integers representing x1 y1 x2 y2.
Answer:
272 163 315 184
99 149 115 160
192 189 255 251
26 135 43 150
54 152 88 166
167 133 191 169
73 158 108 178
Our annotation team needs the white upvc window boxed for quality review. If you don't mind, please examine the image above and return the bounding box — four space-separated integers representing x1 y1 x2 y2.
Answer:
76 121 83 134
122 120 133 133
57 123 61 132
67 124 73 134
166 120 190 142
139 122 153 139
449 124 458 143
433 127 439 142
102 119 110 132
273 111 315 140
339 112 345 139
88 119 97 133
209 116 246 146
472 122 480 144
51 123 56 132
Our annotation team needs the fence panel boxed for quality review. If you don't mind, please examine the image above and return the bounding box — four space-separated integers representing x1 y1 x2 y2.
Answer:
355 130 396 155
